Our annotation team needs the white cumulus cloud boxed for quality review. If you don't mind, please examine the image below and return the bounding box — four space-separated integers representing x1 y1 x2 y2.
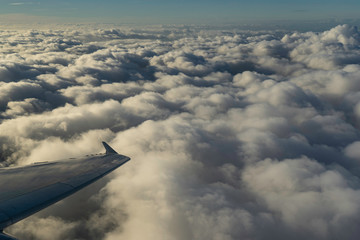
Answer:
0 24 360 240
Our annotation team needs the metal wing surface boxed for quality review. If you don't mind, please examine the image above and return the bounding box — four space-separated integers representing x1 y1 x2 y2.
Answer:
0 142 130 239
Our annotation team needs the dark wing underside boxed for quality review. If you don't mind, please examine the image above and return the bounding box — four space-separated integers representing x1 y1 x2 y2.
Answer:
0 142 130 239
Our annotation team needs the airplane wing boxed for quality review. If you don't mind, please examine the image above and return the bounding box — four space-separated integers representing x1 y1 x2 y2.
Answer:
0 142 130 240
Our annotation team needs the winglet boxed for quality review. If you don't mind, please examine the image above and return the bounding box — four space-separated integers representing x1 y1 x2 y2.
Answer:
102 142 118 154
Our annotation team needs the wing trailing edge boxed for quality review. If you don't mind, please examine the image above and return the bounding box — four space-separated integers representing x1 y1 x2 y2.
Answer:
0 232 17 240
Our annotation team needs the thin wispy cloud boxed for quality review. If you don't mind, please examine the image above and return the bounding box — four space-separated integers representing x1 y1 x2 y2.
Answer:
9 2 38 6
9 2 25 5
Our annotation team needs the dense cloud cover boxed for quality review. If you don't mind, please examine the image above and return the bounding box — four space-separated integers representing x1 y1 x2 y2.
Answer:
1 24 360 240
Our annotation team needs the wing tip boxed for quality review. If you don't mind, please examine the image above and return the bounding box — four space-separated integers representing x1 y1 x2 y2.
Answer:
102 142 118 155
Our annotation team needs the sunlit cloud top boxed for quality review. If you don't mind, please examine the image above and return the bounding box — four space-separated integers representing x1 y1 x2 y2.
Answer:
1 23 360 240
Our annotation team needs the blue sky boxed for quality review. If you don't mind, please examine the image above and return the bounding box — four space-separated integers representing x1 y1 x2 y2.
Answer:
1 0 360 24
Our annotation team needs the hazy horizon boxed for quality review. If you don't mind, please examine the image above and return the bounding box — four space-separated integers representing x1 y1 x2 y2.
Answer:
1 0 360 28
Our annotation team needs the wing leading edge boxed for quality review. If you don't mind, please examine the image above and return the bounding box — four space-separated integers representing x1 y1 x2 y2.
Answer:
0 142 130 239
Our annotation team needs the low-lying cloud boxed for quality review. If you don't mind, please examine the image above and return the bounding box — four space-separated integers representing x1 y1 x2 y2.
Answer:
1 24 360 239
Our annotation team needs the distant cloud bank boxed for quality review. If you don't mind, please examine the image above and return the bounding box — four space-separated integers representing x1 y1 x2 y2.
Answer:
1 24 360 240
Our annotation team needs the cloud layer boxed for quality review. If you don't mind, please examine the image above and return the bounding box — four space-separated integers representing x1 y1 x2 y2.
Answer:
1 24 360 240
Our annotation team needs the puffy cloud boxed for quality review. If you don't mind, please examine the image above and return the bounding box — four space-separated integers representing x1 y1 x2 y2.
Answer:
0 81 46 110
243 157 360 239
7 216 79 240
1 24 360 240
287 25 360 70
3 98 51 117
